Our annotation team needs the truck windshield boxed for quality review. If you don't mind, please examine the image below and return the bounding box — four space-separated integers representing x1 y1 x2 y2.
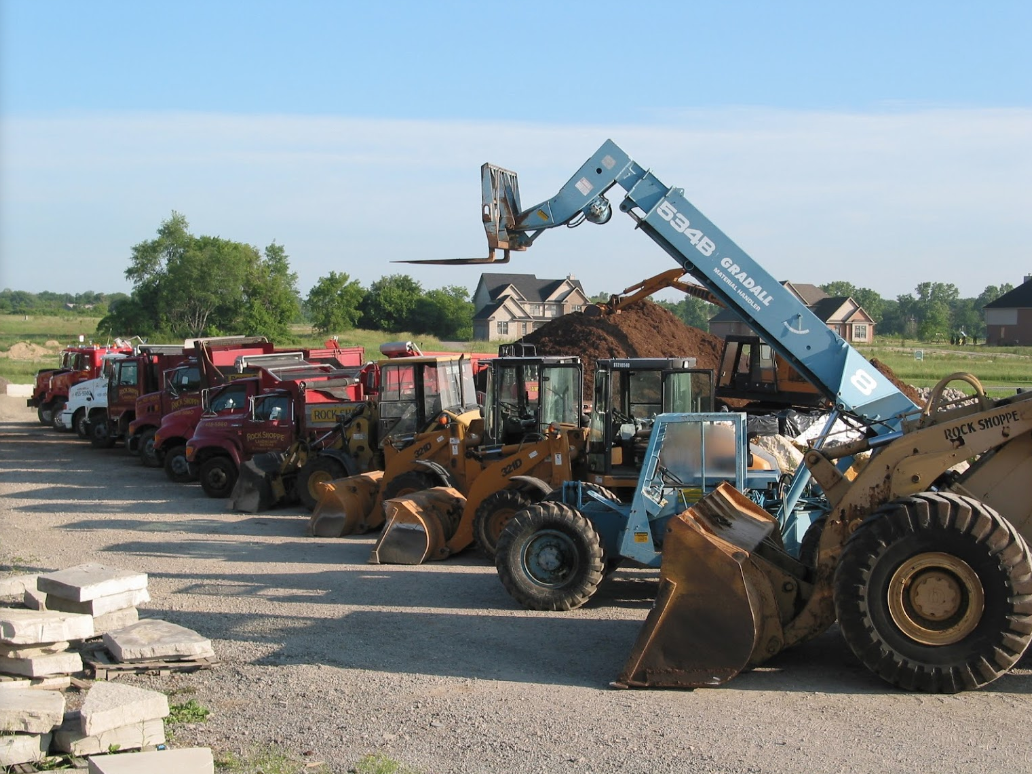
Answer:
165 366 201 396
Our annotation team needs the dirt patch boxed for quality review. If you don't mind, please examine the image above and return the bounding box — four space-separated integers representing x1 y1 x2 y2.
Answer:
6 342 55 360
518 301 724 393
870 358 923 405
0 375 8 395
44 340 61 348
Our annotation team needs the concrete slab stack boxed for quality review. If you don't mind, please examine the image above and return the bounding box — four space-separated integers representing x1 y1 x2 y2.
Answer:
37 564 149 636
0 687 64 767
0 608 92 687
54 681 170 757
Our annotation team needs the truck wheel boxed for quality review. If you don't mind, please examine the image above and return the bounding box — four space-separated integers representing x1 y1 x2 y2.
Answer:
50 401 68 431
473 489 533 560
37 403 55 426
164 445 193 483
383 470 436 501
199 456 237 498
138 429 161 468
495 502 605 611
73 409 89 439
297 457 349 511
834 492 1032 693
89 418 115 449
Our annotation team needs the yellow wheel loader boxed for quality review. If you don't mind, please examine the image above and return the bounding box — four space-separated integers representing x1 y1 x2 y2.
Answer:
367 356 717 566
312 354 585 549
619 375 1032 693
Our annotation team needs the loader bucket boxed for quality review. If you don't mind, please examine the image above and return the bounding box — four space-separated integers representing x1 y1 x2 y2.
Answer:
369 487 466 565
615 483 782 689
307 471 384 537
230 452 286 513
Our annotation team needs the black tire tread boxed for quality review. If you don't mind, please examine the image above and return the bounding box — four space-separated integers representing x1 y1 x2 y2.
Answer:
834 492 1032 693
473 489 533 559
495 501 604 611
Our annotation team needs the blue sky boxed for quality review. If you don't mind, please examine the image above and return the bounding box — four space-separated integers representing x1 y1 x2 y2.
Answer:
2 1 1030 301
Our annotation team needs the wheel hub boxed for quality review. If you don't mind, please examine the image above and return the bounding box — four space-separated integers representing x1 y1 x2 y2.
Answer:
887 552 984 646
522 529 578 587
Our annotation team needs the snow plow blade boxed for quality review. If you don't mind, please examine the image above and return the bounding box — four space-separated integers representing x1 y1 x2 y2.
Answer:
230 452 287 513
616 482 787 689
369 487 466 565
307 471 384 537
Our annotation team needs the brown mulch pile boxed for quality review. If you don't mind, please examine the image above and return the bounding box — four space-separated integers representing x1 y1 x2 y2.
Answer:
518 301 724 394
870 358 923 405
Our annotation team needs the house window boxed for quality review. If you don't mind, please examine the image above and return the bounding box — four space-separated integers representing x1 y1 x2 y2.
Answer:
573 305 582 313
530 304 542 316
853 324 868 341
496 321 509 335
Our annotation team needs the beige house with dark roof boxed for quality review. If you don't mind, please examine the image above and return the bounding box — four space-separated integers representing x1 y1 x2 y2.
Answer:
473 273 590 341
709 282 875 344
984 275 1032 345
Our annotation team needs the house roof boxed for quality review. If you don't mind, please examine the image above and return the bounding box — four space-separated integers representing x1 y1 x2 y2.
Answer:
480 273 585 303
809 297 851 324
709 284 873 325
783 282 830 306
984 279 1032 309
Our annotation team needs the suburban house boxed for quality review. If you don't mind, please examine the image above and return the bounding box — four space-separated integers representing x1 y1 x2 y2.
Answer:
708 282 876 344
984 275 1032 346
473 273 590 342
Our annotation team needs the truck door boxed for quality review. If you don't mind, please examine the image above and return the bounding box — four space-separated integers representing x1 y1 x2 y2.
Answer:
243 393 295 455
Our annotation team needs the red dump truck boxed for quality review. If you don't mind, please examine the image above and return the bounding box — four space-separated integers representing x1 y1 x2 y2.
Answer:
28 341 135 426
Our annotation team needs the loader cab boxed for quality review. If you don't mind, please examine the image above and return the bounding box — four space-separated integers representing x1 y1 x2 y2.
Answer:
587 358 715 492
376 357 480 446
716 335 826 408
482 356 583 444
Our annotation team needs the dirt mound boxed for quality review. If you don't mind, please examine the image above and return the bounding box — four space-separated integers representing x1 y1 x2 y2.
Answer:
518 301 724 394
6 342 54 360
44 340 62 348
0 375 8 394
870 358 922 405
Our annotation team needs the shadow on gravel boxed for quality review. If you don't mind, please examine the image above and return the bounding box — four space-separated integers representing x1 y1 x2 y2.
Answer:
62 514 309 538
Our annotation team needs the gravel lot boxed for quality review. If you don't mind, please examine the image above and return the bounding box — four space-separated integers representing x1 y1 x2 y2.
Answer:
2 393 1032 774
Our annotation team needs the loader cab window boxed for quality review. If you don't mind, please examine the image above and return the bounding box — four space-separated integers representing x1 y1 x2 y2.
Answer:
662 370 715 414
540 364 581 427
646 418 741 504
379 363 419 440
432 360 477 415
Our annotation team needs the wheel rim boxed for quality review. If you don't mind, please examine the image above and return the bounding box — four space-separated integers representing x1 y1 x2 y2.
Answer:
169 454 189 476
520 529 579 588
485 507 519 551
206 466 229 489
887 552 985 646
307 470 334 499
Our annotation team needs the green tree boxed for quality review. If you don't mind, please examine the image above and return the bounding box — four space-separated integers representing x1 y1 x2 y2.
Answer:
820 281 884 324
656 297 716 330
242 242 301 340
414 286 474 340
361 274 423 333
306 271 365 334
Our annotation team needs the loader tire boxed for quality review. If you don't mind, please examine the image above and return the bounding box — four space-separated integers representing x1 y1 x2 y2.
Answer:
199 456 238 498
473 489 534 560
383 470 436 501
799 517 827 569
298 456 350 511
164 444 193 483
834 492 1032 693
73 408 89 439
89 418 115 449
495 501 605 611
138 429 161 468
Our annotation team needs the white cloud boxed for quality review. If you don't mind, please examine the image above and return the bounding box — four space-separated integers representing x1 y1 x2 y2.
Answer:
2 108 1030 299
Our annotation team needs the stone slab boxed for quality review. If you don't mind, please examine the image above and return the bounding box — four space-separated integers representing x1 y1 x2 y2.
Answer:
0 688 65 733
37 564 147 603
47 588 150 617
0 731 51 767
87 747 214 774
55 715 165 756
22 586 48 610
92 607 140 636
0 608 94 645
0 650 82 677
0 640 69 658
0 674 71 691
80 681 169 736
103 619 214 663
0 574 39 600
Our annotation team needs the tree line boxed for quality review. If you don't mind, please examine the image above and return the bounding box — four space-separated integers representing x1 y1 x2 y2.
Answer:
655 280 1015 344
5 212 1019 345
88 213 473 342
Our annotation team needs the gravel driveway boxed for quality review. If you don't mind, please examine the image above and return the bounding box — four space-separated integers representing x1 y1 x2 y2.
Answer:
2 395 1031 774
